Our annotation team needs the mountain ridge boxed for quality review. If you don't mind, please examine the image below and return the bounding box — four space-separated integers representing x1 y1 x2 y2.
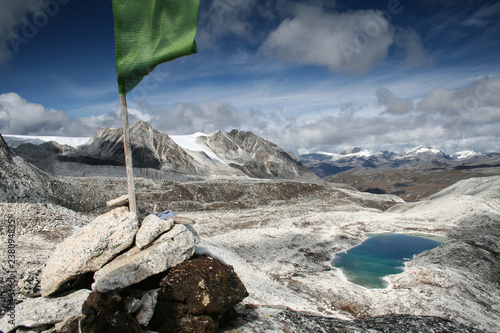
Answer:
299 146 500 178
6 122 319 183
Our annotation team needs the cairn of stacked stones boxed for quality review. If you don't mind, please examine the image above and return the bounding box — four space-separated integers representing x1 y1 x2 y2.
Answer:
0 197 247 333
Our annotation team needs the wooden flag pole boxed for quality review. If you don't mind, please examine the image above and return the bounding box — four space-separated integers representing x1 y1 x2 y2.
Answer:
119 94 137 214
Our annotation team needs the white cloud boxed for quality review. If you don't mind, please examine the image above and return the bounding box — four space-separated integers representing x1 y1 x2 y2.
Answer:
0 92 124 136
376 87 414 115
0 92 71 135
260 6 394 74
416 87 457 112
2 75 500 155
417 76 500 114
462 2 500 27
259 76 500 153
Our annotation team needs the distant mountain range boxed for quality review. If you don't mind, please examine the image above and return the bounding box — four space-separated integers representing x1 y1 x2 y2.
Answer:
298 146 500 178
5 125 500 201
4 121 319 183
299 146 500 200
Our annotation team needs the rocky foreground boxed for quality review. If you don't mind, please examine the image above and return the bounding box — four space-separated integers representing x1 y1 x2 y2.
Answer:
2 132 500 332
1 174 499 332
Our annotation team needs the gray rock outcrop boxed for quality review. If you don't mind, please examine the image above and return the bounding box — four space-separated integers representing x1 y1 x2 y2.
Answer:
40 207 138 296
0 289 91 333
6 206 202 331
92 224 199 292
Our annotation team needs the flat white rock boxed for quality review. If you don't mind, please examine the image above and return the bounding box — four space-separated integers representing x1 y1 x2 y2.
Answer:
0 289 91 333
41 207 138 296
92 224 199 292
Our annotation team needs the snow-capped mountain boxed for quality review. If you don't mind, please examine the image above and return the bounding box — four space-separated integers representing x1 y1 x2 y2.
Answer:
298 145 499 179
298 145 500 201
451 150 480 159
4 121 319 182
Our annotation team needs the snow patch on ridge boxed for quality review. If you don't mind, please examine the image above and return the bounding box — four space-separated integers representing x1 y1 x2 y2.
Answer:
453 150 479 159
4 133 229 165
170 133 227 165
317 148 376 161
404 145 442 155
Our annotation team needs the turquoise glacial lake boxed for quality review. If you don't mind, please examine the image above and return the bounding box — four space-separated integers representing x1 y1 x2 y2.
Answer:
331 233 443 289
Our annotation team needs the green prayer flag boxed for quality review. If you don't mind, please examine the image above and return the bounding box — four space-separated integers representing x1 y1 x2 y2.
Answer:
112 0 199 95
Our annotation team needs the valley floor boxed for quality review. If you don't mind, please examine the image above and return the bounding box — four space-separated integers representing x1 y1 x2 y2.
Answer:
195 178 500 332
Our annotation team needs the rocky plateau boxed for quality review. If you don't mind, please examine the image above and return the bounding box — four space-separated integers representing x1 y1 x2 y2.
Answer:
1 128 500 332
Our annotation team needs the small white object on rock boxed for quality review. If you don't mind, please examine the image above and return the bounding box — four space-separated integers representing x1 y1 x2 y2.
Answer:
0 289 91 333
92 224 199 292
135 214 174 249
106 195 129 208
41 207 138 297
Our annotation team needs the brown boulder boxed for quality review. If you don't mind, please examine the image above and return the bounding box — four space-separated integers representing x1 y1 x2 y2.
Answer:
81 291 143 333
149 256 248 333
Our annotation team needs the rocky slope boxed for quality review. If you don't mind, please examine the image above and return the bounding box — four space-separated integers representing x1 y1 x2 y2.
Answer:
198 129 314 180
0 134 55 203
10 122 319 183
326 162 500 201
72 121 196 171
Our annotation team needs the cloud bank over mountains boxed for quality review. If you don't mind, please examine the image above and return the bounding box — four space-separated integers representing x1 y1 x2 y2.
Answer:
2 74 499 154
1 0 499 155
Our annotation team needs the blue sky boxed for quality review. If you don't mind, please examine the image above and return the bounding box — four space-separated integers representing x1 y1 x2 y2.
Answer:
1 0 500 154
